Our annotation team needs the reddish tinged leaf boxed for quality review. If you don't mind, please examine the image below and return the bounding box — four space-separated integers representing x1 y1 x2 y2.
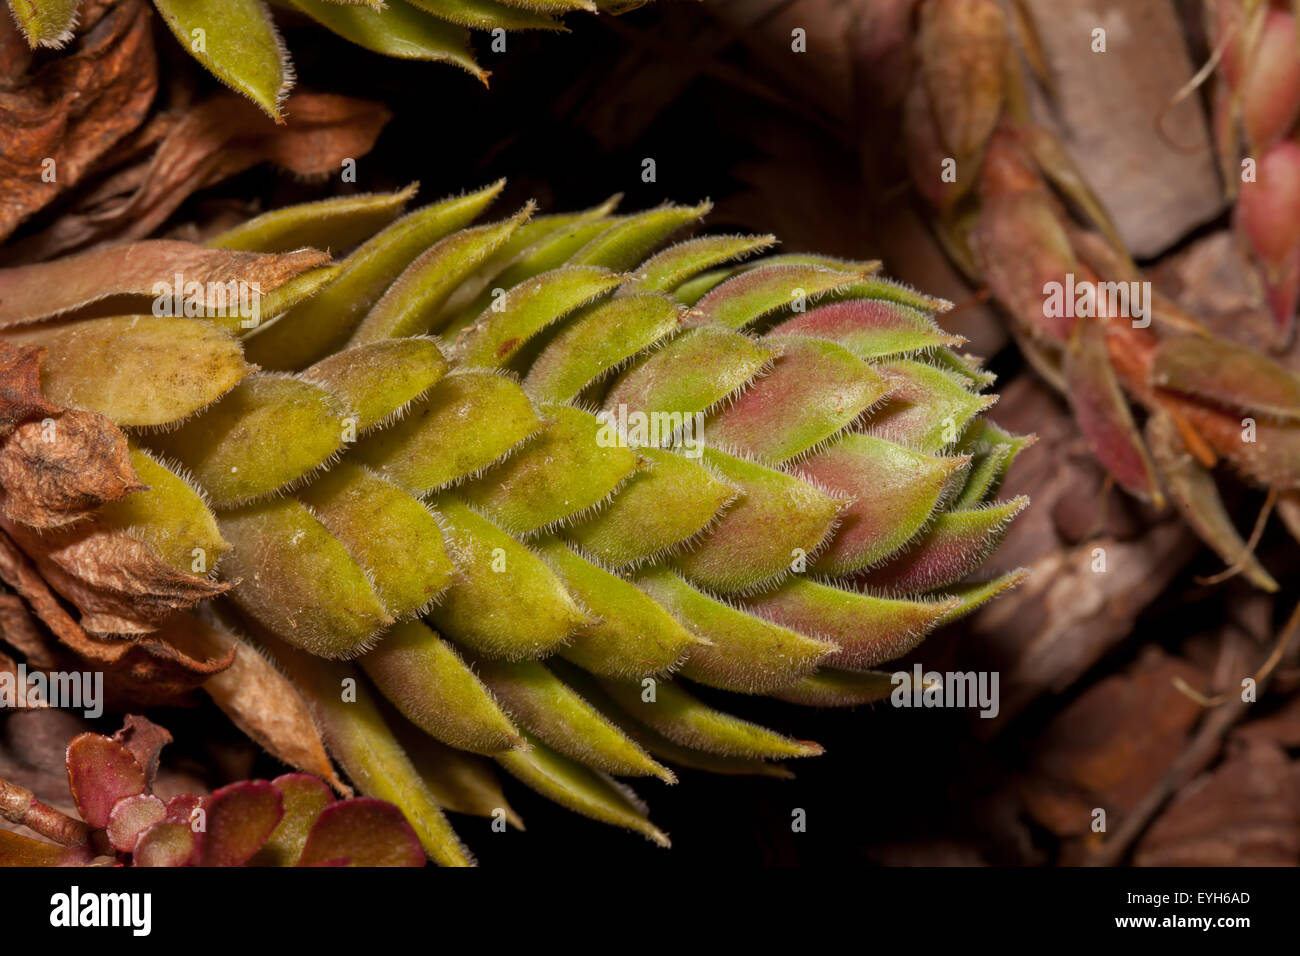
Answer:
112 716 173 789
867 360 995 454
297 799 426 868
1237 141 1300 269
1239 10 1300 150
196 781 283 867
674 449 842 594
165 794 201 826
0 409 144 529
744 577 959 670
1065 321 1163 504
133 820 197 868
106 793 166 854
605 327 773 419
797 433 967 574
771 297 964 360
1153 334 1300 420
859 497 1028 594
0 242 330 330
66 734 147 829
686 263 866 331
971 135 1078 342
0 343 58 436
706 337 887 463
252 774 335 867
1237 141 1300 340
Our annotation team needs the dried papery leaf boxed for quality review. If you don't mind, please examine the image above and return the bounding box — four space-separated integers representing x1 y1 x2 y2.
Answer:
0 408 143 529
6 92 391 263
251 774 334 867
0 242 329 330
0 343 58 436
176 612 350 794
106 793 166 853
0 480 226 701
196 780 284 867
1 517 229 634
112 715 172 790
297 799 425 867
0 592 61 668
0 0 157 242
65 733 147 829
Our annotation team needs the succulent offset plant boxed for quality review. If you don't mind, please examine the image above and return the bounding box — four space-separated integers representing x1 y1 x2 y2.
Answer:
5 0 648 120
0 182 1030 865
897 0 1300 589
1210 0 1300 344
0 715 426 866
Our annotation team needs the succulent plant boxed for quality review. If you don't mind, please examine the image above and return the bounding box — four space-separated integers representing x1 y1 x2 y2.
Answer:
0 715 426 866
5 0 648 121
894 0 1300 589
0 183 1030 865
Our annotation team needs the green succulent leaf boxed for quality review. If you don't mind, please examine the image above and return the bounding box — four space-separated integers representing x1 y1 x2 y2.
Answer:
153 0 293 121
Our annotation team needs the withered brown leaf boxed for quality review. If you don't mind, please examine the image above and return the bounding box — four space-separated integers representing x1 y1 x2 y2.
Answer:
0 242 330 328
163 611 351 796
1134 738 1300 866
6 91 392 263
0 407 143 528
0 343 57 436
112 715 173 789
0 592 61 668
0 517 229 635
0 0 157 242
0 531 234 705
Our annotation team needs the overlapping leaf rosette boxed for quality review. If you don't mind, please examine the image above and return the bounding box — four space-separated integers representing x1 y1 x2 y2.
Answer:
0 716 426 866
0 182 1029 864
